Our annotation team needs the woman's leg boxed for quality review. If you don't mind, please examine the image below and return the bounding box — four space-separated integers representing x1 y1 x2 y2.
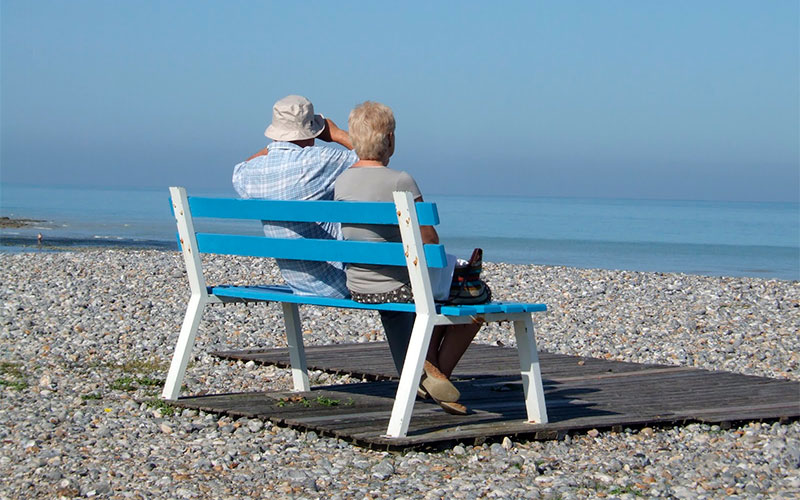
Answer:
434 324 481 378
421 324 480 416
426 326 445 366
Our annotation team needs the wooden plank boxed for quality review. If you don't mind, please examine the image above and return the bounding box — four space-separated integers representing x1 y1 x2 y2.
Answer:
178 374 796 427
212 343 696 381
178 344 800 449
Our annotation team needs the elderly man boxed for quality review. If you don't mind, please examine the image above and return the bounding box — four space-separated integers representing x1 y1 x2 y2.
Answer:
232 95 358 298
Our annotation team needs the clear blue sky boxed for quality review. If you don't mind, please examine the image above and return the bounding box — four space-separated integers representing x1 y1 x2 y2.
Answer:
2 1 798 202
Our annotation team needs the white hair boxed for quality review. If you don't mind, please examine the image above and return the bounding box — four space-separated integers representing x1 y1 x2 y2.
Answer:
348 101 396 162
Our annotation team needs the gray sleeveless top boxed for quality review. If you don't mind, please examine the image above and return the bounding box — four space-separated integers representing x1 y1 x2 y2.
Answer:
334 167 422 294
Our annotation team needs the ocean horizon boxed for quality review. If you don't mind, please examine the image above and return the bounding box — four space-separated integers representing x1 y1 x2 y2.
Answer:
1 183 798 281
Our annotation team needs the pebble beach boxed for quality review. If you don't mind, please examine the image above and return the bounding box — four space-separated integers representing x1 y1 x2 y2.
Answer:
1 249 798 499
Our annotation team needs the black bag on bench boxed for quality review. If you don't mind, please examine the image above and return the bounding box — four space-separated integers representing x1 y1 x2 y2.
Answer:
448 248 492 305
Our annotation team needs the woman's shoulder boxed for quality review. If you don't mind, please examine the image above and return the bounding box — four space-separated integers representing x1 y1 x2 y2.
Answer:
339 165 411 178
335 165 417 186
393 168 415 179
390 169 420 195
380 166 415 181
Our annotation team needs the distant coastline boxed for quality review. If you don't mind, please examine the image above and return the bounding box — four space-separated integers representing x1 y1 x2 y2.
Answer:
0 216 45 229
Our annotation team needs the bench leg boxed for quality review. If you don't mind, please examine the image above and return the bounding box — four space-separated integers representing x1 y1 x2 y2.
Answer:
385 313 436 438
162 294 206 400
282 302 310 392
513 315 549 424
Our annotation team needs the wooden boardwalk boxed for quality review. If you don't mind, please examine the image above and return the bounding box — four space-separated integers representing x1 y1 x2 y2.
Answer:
171 343 800 450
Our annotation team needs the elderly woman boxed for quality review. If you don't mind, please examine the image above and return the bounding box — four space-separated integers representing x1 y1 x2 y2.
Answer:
334 101 479 415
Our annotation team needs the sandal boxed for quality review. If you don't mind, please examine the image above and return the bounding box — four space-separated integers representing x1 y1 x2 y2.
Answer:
416 385 467 414
437 400 468 415
420 361 460 403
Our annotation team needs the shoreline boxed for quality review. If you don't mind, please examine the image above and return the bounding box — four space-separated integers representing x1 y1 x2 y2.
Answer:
0 235 177 253
1 249 798 498
1 241 798 283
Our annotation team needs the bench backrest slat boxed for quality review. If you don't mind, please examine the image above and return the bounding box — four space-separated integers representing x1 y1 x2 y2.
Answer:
188 196 440 226
195 233 448 268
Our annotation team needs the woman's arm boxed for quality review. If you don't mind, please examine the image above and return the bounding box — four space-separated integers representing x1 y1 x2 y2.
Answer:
421 225 439 244
416 196 440 244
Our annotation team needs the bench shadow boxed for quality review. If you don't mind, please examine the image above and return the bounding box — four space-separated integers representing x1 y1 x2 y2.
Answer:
315 376 615 431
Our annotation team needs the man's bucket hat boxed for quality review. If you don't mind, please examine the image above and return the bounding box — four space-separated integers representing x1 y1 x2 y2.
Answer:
264 95 325 141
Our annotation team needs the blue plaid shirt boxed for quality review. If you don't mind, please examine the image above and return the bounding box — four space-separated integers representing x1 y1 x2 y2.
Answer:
232 142 359 298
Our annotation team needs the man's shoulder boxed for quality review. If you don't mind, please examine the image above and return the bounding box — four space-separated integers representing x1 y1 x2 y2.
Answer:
235 144 301 171
268 141 300 151
233 142 357 200
270 142 356 162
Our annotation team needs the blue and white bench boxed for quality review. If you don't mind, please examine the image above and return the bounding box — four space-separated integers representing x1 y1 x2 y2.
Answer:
162 186 548 438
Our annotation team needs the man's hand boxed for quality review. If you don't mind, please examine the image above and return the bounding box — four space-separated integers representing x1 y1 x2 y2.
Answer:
317 119 333 143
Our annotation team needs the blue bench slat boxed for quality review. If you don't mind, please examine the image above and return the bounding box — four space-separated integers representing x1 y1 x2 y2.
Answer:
507 304 525 313
211 285 418 312
210 285 547 316
446 302 545 314
195 234 448 268
439 304 477 315
188 197 440 226
479 303 504 313
502 303 527 313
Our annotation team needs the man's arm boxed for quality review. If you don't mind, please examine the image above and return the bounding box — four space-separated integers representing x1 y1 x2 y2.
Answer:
246 146 270 161
317 118 353 150
244 117 351 162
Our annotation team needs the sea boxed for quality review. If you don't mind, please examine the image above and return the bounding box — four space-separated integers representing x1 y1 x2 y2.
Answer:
1 184 798 281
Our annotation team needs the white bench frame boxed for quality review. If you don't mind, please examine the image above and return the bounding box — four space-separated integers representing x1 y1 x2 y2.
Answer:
162 187 548 438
